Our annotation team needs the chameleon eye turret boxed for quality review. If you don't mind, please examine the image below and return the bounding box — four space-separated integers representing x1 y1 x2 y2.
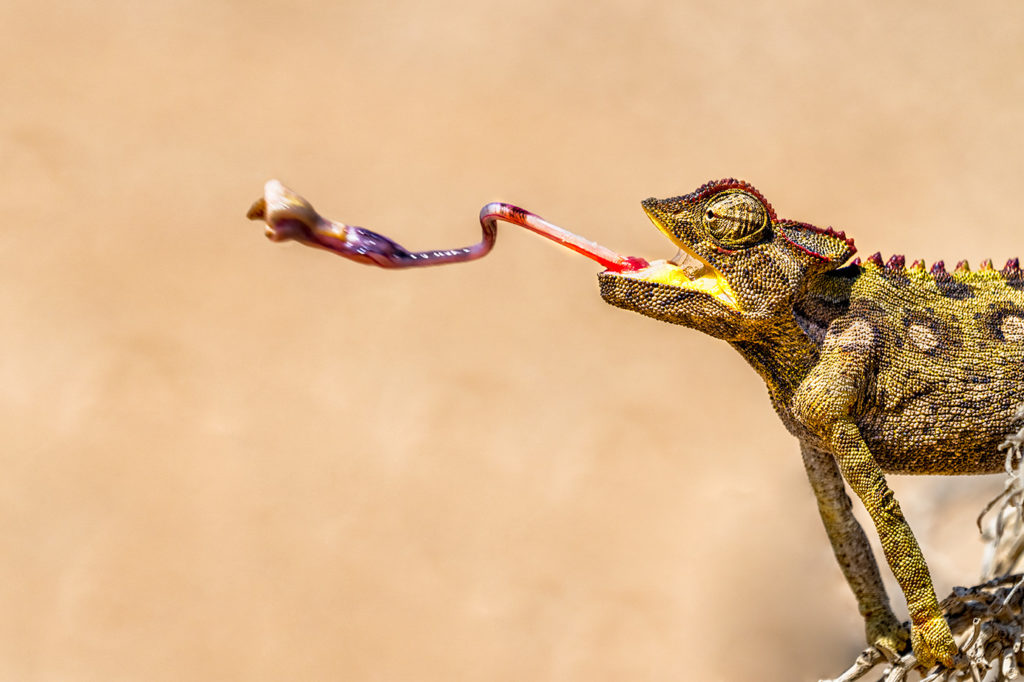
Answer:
701 190 769 248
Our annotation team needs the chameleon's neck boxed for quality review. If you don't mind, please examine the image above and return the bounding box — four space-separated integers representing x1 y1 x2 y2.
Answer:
729 317 821 408
727 269 854 409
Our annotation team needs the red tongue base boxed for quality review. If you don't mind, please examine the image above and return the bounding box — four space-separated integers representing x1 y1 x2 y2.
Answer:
610 256 650 272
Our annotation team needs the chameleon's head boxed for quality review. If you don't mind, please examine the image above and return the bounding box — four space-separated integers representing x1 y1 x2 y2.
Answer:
598 179 855 340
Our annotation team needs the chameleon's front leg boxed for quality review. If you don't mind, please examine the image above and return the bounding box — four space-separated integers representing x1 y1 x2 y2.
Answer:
792 319 957 669
800 443 907 657
829 423 956 668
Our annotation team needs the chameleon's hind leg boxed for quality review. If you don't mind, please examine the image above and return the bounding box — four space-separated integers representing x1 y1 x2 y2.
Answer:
800 444 907 658
792 318 957 669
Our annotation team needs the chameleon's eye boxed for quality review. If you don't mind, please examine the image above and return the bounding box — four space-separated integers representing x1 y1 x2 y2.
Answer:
702 191 768 248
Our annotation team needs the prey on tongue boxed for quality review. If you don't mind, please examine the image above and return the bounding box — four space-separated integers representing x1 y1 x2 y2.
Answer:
247 180 649 273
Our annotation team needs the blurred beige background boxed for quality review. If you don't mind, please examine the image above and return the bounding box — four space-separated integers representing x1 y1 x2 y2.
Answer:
4 1 1024 680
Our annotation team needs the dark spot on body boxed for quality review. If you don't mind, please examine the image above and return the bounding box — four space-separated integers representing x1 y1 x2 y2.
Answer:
934 278 974 299
899 308 957 356
980 304 1020 341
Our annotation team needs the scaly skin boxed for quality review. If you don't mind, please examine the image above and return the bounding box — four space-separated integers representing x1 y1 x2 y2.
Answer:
248 178 1024 669
599 179 1024 668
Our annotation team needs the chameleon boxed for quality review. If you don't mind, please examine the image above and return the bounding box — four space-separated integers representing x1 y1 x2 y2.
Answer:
247 177 1024 669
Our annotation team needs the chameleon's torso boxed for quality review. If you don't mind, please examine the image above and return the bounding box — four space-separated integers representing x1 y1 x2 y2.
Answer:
792 262 1024 474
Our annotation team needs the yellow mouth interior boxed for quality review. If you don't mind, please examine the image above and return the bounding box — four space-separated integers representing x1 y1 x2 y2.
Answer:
615 211 741 311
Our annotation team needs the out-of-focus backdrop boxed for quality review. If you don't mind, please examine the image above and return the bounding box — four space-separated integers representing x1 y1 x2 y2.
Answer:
4 2 1023 680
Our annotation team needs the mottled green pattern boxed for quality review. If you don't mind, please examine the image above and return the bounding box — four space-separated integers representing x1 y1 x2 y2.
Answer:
599 179 1024 668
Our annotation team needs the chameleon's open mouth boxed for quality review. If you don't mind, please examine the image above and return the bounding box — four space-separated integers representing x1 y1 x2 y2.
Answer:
609 209 740 311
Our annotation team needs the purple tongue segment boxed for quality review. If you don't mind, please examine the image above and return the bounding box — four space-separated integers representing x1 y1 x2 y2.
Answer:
248 180 649 272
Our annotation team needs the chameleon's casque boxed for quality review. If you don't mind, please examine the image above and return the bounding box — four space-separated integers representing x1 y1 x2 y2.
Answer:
599 178 1024 668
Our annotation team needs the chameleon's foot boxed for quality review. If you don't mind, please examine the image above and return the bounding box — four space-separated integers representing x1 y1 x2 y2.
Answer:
909 615 957 669
865 611 909 661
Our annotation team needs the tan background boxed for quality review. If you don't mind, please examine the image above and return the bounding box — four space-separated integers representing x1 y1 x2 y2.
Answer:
4 1 1024 680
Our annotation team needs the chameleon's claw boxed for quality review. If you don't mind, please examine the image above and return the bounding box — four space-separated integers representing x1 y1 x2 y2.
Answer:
910 616 958 669
866 613 909 662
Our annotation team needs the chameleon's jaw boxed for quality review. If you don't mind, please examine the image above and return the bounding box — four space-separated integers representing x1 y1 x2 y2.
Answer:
607 209 741 312
612 258 740 311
